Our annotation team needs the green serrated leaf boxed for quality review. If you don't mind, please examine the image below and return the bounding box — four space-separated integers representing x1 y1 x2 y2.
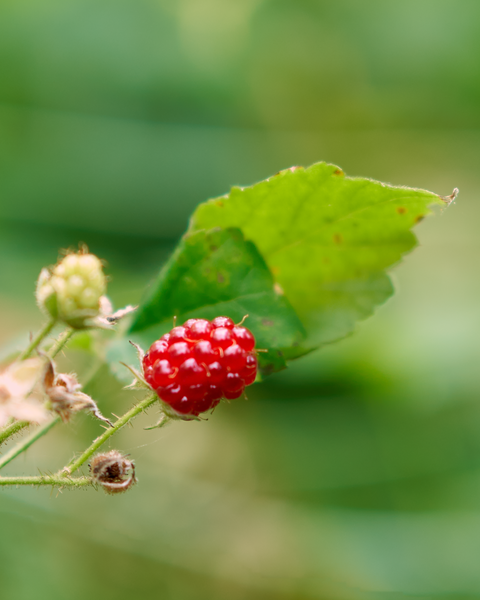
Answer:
189 162 448 346
130 227 307 376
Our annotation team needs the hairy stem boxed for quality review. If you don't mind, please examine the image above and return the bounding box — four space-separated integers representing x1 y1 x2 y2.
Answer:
0 416 61 470
0 421 30 446
61 394 159 476
0 475 92 488
49 327 75 359
17 318 56 361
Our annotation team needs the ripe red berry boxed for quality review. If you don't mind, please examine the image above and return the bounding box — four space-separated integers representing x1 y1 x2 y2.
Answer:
212 316 234 329
170 395 195 415
169 326 189 343
183 319 198 329
168 341 192 366
207 361 226 384
223 372 244 393
158 383 183 403
152 359 177 387
178 358 207 386
142 316 258 418
232 327 255 351
224 386 245 400
185 383 207 401
147 340 169 364
188 319 212 340
223 344 247 371
239 353 258 378
210 327 233 349
243 372 256 385
194 340 217 363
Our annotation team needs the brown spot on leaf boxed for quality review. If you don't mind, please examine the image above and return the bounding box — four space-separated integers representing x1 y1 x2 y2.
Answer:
261 364 274 376
262 318 275 327
217 272 225 284
333 168 344 176
216 201 224 208
274 283 284 295
333 233 343 244
415 214 425 224
396 206 407 215
209 246 218 253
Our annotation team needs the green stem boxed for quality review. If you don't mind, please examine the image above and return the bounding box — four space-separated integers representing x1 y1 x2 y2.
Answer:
17 318 56 361
61 395 159 476
0 475 92 488
0 421 30 446
49 327 75 359
0 416 61 470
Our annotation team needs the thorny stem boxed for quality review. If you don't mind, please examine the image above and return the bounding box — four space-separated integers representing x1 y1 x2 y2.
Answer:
49 327 75 359
0 416 61 470
0 475 92 488
61 394 160 477
0 420 30 446
17 318 56 361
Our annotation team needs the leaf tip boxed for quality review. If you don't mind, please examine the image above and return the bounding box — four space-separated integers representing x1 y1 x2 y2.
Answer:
439 188 459 204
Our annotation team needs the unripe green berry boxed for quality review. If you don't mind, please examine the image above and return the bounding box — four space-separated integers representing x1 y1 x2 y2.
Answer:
36 252 107 328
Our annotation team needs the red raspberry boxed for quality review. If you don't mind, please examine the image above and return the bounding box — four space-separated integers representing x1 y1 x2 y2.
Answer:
142 316 258 418
188 319 212 340
152 360 177 387
193 340 217 363
207 361 226 384
168 342 192 366
212 316 234 329
178 358 207 386
232 327 255 351
223 344 247 371
210 327 233 349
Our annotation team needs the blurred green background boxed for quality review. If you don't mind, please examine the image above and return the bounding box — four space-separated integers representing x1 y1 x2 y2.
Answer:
1 1 479 598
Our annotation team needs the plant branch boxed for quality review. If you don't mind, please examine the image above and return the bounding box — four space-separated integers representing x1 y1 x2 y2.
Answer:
0 421 30 446
0 474 92 488
0 416 61 470
17 318 56 361
49 327 75 358
61 394 160 476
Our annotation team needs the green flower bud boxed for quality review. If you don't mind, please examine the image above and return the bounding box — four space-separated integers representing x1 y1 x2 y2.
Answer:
36 252 107 328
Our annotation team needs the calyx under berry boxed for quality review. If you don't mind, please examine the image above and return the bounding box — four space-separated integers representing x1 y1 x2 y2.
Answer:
141 317 258 419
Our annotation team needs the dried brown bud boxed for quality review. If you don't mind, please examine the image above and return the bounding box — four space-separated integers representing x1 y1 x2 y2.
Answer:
89 450 136 494
43 358 112 426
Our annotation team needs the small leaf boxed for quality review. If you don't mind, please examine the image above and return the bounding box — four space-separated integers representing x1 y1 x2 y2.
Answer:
189 162 448 346
130 227 307 376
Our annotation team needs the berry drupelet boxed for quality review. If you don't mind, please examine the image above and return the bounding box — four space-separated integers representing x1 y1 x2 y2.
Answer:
142 317 257 418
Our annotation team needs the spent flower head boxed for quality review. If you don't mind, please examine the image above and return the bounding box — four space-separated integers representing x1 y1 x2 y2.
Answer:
0 358 50 426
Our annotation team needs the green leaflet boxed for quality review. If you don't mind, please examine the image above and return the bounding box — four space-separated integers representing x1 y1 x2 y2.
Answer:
189 162 447 346
130 227 307 376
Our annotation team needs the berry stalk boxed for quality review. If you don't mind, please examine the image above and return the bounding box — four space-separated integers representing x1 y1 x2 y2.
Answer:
59 394 159 477
17 317 56 361
0 475 92 488
0 416 60 471
0 420 30 446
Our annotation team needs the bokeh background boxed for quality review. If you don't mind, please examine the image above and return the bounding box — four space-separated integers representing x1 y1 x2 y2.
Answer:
1 1 480 598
